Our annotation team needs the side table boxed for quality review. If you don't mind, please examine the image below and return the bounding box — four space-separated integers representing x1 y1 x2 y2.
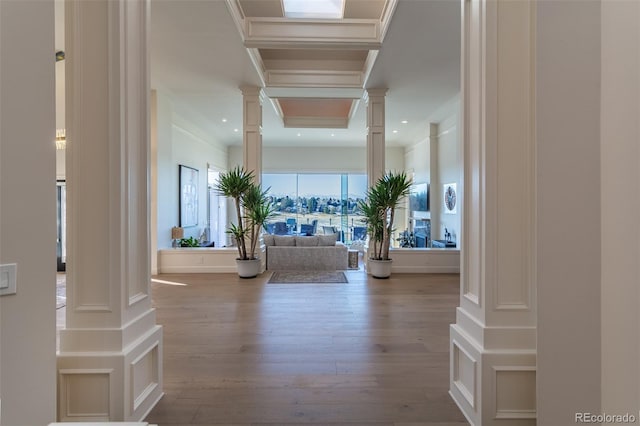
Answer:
348 249 359 269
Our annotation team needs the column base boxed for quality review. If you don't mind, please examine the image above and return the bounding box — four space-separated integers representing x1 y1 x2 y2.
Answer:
57 325 163 422
450 310 536 426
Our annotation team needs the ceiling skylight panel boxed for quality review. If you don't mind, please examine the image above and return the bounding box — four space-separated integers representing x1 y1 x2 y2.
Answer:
283 0 345 19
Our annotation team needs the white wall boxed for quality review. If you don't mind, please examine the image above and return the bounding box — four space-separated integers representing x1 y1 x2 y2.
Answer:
404 96 461 243
0 1 57 424
536 2 602 423
404 137 430 185
154 91 228 256
434 111 460 242
600 0 640 415
228 145 404 174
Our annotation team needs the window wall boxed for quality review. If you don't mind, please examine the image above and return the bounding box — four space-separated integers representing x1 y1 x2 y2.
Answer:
262 173 367 242
206 168 227 247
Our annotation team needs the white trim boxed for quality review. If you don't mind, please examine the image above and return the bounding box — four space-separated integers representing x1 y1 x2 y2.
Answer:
245 18 381 49
452 339 477 409
58 369 114 421
266 69 363 88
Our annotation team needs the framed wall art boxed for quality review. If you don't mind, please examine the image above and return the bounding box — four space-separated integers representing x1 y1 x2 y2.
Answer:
179 165 199 227
409 182 430 219
443 183 457 214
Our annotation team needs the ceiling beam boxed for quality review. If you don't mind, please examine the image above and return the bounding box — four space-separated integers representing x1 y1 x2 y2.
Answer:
265 69 363 88
244 18 382 49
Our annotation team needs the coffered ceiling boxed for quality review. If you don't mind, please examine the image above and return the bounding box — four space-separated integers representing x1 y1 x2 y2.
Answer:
224 0 398 130
149 0 461 147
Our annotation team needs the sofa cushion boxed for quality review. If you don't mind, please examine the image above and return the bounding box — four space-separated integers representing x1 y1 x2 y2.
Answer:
263 234 275 246
318 234 338 246
273 235 295 246
295 236 319 247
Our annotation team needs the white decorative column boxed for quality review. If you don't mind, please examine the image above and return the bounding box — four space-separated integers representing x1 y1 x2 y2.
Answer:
57 0 163 421
450 1 536 425
365 88 387 187
241 86 264 182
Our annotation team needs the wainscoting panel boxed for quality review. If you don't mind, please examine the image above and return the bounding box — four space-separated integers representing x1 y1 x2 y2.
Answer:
452 339 477 409
59 369 113 421
494 367 536 419
131 342 159 412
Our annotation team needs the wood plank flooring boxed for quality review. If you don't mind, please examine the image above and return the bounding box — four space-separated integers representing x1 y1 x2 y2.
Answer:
145 269 468 426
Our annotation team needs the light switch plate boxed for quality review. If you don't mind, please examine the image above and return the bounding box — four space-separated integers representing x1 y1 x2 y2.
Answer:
0 264 17 296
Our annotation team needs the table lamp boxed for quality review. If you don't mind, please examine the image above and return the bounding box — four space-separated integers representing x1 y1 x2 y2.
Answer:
171 226 184 248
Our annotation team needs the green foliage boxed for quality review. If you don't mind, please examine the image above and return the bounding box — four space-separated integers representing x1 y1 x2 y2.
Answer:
215 167 254 260
358 171 412 261
215 166 273 260
179 236 200 247
242 183 276 259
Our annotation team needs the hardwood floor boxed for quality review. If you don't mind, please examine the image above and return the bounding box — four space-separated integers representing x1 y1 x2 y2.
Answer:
146 269 468 426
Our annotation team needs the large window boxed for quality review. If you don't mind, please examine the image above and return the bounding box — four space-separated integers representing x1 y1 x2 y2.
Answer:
206 168 227 247
262 173 367 242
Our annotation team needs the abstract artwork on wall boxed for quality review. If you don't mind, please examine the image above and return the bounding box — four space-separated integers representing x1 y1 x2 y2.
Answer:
179 165 199 227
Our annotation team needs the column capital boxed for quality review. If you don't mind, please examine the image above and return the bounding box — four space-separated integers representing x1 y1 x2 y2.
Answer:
240 85 265 100
364 88 388 101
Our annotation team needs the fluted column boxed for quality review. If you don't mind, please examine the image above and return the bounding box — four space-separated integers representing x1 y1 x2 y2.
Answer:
57 0 163 421
365 88 387 187
241 86 264 182
450 1 536 425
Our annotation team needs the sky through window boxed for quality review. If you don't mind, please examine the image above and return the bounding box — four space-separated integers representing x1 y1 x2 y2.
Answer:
282 0 345 19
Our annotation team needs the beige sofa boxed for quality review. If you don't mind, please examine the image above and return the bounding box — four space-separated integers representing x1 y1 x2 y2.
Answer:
263 234 348 271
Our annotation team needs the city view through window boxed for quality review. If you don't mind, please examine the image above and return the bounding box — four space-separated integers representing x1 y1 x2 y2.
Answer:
262 173 368 242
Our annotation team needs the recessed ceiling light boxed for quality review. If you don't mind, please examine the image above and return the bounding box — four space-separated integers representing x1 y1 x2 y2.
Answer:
401 120 408 124
392 130 398 134
222 118 227 123
233 128 239 132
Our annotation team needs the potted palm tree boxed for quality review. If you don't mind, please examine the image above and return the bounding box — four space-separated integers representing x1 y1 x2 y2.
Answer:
359 171 412 278
215 166 274 278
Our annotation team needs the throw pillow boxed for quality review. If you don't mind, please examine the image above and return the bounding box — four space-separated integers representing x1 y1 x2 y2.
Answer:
273 235 295 246
295 236 319 247
262 234 275 246
318 234 338 246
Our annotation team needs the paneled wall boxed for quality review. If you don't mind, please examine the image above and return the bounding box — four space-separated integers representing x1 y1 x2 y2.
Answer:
0 1 58 424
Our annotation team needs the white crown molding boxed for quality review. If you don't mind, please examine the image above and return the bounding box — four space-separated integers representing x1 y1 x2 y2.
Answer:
268 97 285 125
224 0 246 40
379 0 399 42
266 69 363 88
348 98 361 123
246 48 267 87
361 50 379 88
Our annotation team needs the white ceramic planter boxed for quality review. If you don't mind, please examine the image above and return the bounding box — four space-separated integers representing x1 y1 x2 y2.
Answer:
236 258 261 278
368 258 393 278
